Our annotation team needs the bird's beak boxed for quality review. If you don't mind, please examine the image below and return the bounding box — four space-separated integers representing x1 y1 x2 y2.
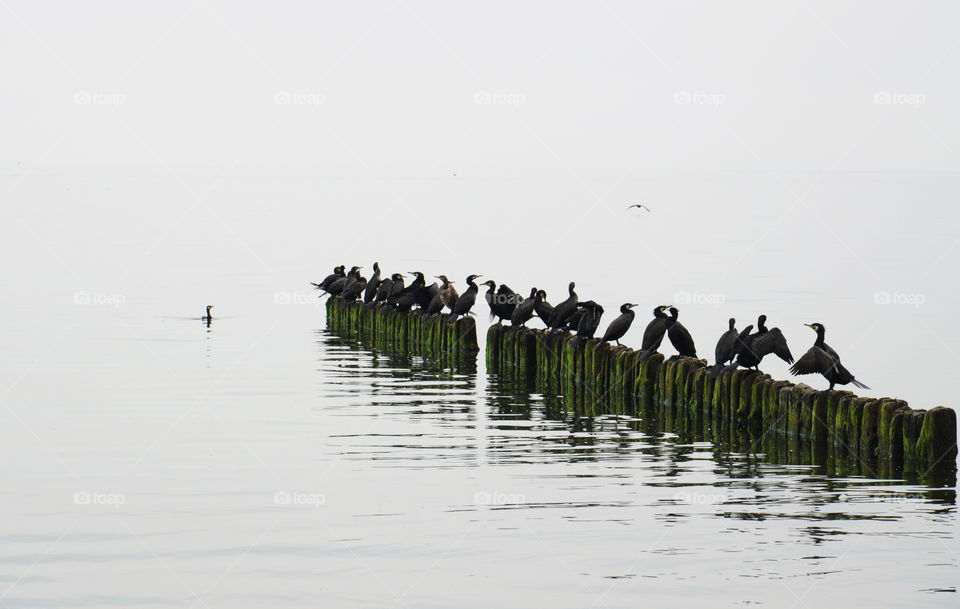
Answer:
804 323 815 329
630 303 638 307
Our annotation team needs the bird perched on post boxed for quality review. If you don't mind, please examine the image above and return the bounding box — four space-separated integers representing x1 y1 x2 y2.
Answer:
549 282 579 333
572 301 605 348
636 305 672 361
447 274 482 322
363 262 382 303
600 303 637 346
666 306 697 358
711 318 752 375
789 323 869 390
312 265 344 291
510 288 538 328
720 314 793 374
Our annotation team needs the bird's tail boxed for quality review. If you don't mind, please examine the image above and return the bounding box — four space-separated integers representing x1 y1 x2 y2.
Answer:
851 378 870 390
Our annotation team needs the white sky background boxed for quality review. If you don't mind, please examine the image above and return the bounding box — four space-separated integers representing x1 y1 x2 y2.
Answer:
1 0 958 174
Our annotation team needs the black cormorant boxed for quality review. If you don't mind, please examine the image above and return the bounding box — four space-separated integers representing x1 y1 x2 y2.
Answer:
510 288 538 327
435 275 459 311
723 315 793 373
627 204 651 212
489 283 518 324
201 305 213 321
666 307 697 358
710 320 754 377
534 290 555 328
789 323 870 390
600 303 638 346
572 301 605 347
549 282 578 332
636 305 672 361
325 265 361 297
363 262 382 303
447 274 481 322
313 265 344 291
340 269 368 301
375 273 400 303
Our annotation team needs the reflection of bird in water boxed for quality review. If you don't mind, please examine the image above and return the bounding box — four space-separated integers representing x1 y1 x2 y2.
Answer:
789 323 870 390
627 204 651 212
666 307 697 358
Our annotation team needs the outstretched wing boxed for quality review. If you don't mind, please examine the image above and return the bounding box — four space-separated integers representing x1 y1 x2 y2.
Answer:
751 328 793 364
789 346 837 376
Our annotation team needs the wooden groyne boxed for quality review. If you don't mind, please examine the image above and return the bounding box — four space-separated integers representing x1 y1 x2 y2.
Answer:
325 299 479 363
487 325 958 481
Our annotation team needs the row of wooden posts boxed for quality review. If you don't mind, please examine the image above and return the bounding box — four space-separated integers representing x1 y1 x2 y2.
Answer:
323 299 957 481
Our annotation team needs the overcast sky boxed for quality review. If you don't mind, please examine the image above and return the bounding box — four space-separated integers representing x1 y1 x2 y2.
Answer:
1 0 958 174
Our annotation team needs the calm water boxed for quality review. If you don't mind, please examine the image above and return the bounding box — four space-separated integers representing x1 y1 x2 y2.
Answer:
1 170 957 607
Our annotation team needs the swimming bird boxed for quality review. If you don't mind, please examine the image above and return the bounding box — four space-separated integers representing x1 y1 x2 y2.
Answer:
666 307 697 358
447 274 481 322
572 301 605 347
510 288 538 327
600 303 638 346
363 262 382 303
789 323 870 390
312 265 344 291
201 305 213 321
534 290 555 328
636 305 672 361
550 282 579 333
627 204 651 212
